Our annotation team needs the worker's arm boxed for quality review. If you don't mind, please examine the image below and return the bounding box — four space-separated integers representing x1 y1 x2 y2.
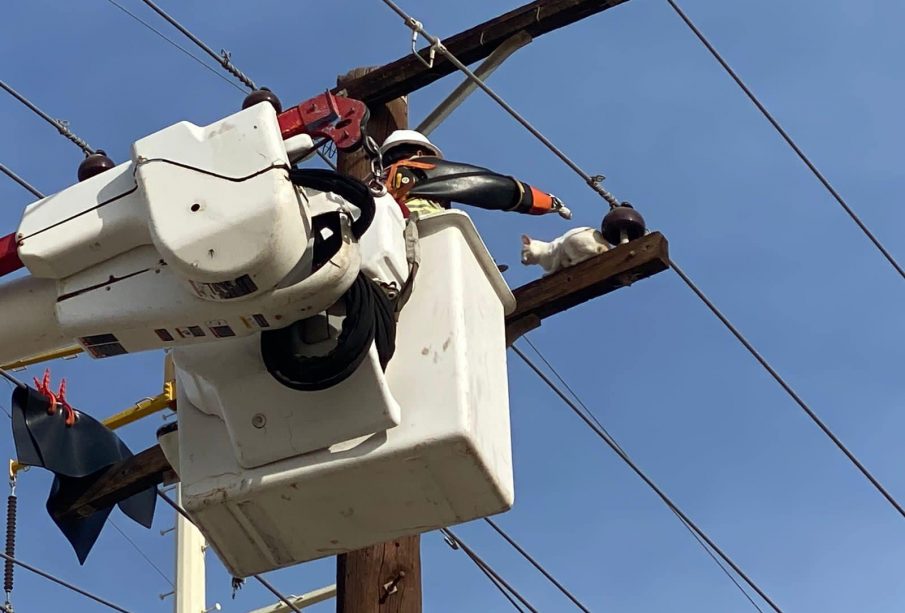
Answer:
387 157 570 218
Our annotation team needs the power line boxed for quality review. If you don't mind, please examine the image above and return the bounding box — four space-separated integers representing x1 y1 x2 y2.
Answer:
523 337 626 456
0 80 95 155
0 164 43 199
522 337 765 613
482 517 591 613
101 0 245 94
108 520 173 588
511 344 784 613
378 0 905 526
673 515 766 613
378 0 620 208
0 550 133 612
441 528 540 613
108 0 336 170
156 491 304 613
254 575 303 613
472 557 527 613
137 0 256 90
665 0 905 281
669 259 905 519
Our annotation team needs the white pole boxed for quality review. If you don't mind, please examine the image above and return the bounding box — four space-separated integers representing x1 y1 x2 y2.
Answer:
173 484 207 613
246 584 337 613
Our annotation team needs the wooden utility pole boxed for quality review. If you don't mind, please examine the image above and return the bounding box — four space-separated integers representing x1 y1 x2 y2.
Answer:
334 67 422 613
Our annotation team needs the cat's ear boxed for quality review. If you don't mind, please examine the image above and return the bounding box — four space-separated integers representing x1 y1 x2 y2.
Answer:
521 234 531 246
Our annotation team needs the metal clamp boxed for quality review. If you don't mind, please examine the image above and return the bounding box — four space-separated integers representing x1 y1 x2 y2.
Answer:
406 17 443 68
408 19 440 69
277 91 369 152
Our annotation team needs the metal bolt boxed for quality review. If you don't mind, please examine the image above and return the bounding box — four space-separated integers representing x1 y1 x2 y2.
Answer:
202 604 222 613
380 571 406 603
251 413 266 429
159 590 174 600
160 526 175 536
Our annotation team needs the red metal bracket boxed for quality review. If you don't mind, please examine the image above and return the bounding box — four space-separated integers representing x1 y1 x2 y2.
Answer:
278 91 368 152
0 232 23 277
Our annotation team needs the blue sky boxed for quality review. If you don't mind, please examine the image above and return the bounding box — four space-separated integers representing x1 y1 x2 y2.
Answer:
2 1 905 611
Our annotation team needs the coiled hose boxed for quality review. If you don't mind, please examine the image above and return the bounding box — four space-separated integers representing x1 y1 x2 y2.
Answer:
289 168 376 240
261 273 396 391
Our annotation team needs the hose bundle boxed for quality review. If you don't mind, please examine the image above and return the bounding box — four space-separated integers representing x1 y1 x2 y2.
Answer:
261 273 396 391
289 168 375 239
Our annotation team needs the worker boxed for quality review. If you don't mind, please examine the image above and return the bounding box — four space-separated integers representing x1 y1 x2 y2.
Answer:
380 130 571 219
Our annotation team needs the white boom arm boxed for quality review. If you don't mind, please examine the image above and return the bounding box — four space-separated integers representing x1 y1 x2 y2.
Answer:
0 103 359 363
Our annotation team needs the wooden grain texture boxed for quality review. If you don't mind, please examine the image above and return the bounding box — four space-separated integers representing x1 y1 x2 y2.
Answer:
52 444 170 520
335 67 422 613
505 232 669 343
335 0 631 105
337 536 423 613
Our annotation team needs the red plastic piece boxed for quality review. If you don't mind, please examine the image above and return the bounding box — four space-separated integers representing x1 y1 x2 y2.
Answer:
34 369 57 416
278 91 368 152
0 232 23 277
33 369 77 426
56 379 77 427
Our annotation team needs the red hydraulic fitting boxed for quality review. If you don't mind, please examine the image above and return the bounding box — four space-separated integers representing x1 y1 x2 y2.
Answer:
277 91 369 152
0 233 23 277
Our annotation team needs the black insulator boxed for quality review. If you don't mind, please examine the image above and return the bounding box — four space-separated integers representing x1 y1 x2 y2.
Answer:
4 495 16 595
601 202 646 245
242 88 282 113
77 151 115 182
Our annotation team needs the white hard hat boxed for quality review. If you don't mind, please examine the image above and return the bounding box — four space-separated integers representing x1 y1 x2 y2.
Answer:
380 129 443 158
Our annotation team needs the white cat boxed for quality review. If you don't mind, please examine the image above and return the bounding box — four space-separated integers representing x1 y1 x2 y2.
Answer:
521 227 610 275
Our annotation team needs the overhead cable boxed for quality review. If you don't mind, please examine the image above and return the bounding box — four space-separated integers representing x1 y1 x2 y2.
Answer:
441 528 540 613
482 517 591 612
665 0 905 281
0 550 133 613
112 0 335 170
523 337 765 613
378 0 621 208
137 0 256 90
108 520 174 588
0 164 43 199
669 259 905 519
472 558 527 613
511 344 784 613
376 0 905 525
156 491 304 613
101 0 245 94
254 575 304 613
0 80 95 155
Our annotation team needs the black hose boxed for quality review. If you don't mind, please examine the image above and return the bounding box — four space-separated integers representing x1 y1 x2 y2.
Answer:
289 169 376 239
261 274 396 391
